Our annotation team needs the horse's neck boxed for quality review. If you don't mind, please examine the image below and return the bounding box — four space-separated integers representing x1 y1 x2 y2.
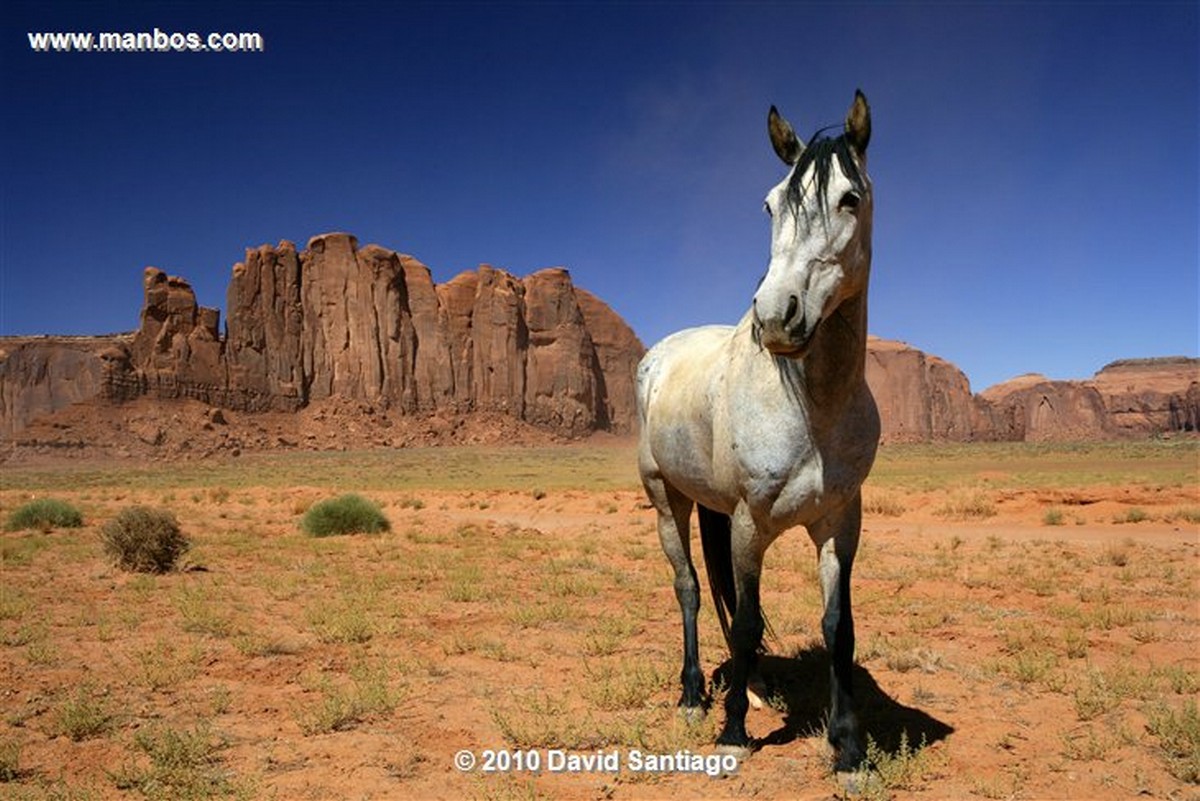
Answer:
784 290 870 410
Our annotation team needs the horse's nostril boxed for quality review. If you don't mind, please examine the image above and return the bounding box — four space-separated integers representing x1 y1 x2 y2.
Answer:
784 295 799 326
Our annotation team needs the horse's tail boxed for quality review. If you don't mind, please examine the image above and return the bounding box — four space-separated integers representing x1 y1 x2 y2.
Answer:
697 505 736 650
697 505 774 654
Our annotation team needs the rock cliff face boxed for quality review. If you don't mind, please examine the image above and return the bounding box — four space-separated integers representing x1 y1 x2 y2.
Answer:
575 288 643 435
865 337 976 442
864 348 1198 443
975 374 1115 442
1 232 1195 446
0 336 127 437
1089 358 1200 436
131 268 225 406
1 233 646 439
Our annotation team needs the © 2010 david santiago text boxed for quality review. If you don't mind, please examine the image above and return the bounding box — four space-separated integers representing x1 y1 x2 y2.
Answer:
454 747 739 777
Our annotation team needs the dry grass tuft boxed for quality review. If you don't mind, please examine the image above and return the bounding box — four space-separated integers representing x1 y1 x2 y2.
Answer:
933 489 996 520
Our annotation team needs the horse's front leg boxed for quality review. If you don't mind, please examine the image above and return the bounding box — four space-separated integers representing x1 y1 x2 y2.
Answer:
814 494 865 771
717 504 766 751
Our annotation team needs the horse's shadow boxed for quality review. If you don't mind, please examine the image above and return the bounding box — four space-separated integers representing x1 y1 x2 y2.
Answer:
714 645 954 756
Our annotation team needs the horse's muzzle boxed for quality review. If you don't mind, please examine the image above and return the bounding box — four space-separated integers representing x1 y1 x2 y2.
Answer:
752 296 818 357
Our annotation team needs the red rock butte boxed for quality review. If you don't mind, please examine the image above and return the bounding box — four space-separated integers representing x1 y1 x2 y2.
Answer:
2 234 642 443
1 233 1196 451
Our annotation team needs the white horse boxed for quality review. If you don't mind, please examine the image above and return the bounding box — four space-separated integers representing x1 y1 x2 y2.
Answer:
637 90 878 771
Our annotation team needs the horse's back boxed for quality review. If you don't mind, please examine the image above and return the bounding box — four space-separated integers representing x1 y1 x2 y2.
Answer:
637 324 733 425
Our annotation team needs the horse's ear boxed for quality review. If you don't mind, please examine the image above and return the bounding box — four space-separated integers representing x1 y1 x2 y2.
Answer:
845 89 871 155
768 105 803 165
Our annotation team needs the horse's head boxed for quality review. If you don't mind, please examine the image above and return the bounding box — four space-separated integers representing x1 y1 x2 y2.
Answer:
752 90 872 358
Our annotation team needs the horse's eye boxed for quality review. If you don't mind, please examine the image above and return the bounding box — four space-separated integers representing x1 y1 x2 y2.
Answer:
838 191 860 212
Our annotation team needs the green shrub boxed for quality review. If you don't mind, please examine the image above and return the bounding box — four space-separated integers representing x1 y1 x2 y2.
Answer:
300 494 390 537
101 507 190 573
5 498 83 532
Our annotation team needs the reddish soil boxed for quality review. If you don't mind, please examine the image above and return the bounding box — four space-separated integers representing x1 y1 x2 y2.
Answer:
1 447 1197 801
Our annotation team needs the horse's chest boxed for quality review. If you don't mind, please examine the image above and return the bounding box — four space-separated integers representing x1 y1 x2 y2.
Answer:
733 444 838 529
725 403 873 531
774 453 864 529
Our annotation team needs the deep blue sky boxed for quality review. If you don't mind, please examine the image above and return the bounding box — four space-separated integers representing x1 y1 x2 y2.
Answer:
3 1 1197 392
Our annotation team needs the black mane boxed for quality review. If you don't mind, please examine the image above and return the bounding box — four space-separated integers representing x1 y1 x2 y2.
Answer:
784 130 866 229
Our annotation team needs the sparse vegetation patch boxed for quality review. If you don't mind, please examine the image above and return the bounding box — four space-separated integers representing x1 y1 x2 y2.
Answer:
1146 700 1200 783
111 722 246 799
53 684 116 741
0 441 1195 799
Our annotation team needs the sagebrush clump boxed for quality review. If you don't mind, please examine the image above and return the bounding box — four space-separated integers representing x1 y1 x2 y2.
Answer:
101 507 190 573
5 498 83 531
301 494 390 537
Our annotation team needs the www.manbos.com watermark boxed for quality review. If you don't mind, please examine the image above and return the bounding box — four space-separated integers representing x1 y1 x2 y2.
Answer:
28 28 264 54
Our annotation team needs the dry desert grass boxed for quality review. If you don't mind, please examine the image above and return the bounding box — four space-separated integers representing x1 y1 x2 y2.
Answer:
0 439 1197 800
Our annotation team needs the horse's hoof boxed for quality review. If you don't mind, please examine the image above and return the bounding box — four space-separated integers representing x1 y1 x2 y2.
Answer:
835 768 880 795
714 743 751 776
714 742 752 763
711 744 746 778
831 742 866 774
677 705 706 725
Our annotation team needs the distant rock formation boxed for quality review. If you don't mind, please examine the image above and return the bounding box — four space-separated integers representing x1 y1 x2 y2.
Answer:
130 268 225 406
0 335 127 437
865 337 975 442
972 358 1200 442
1 233 1195 447
975 374 1115 442
864 346 1197 443
1 233 645 439
576 288 643 436
1089 358 1200 435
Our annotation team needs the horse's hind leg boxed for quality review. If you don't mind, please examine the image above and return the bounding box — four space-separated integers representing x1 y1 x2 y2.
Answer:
813 496 865 771
716 503 766 751
648 480 705 713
